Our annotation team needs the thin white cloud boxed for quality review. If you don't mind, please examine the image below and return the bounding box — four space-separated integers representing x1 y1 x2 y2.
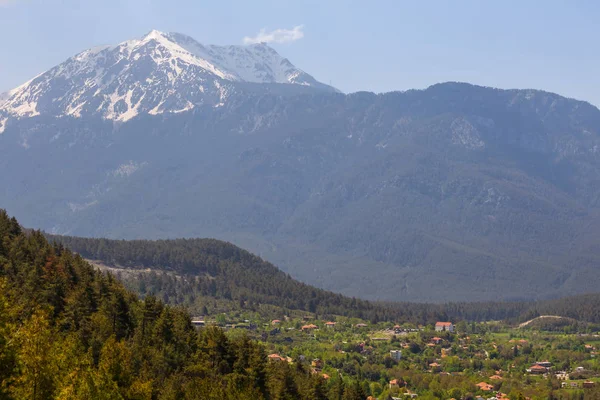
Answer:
243 25 304 45
0 0 15 5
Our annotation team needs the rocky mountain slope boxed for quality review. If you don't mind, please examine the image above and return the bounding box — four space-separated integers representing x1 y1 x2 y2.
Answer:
0 30 335 126
1 32 600 302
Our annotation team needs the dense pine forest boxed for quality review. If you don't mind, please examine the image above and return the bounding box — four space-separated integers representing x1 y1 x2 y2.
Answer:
0 210 374 399
48 234 600 325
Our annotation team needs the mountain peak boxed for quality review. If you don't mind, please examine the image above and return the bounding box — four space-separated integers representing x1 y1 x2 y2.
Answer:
0 31 336 124
139 29 180 48
142 29 167 40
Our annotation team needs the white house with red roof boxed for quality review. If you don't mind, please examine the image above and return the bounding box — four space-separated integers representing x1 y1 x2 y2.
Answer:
435 321 454 332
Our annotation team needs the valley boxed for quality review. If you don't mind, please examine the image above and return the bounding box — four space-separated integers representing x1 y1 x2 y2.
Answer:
1 210 600 399
2 2 600 399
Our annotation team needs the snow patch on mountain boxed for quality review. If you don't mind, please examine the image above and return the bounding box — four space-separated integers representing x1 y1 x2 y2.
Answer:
112 161 148 177
68 200 98 213
167 32 318 85
0 92 9 108
0 30 334 123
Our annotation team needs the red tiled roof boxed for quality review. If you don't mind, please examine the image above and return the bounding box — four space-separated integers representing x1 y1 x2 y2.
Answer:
435 321 452 326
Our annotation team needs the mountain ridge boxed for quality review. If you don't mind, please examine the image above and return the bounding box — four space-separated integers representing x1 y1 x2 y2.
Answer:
2 36 600 302
0 30 336 128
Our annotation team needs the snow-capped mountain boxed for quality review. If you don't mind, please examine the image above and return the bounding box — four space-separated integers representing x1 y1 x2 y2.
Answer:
0 30 335 127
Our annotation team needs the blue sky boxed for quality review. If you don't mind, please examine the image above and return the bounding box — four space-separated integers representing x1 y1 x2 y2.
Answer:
1 0 600 105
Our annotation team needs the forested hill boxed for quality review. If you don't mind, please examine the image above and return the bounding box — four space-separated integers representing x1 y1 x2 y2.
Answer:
47 233 600 325
46 234 392 320
1 209 379 399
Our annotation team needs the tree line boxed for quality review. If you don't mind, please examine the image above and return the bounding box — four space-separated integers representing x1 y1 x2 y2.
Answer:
48 233 600 325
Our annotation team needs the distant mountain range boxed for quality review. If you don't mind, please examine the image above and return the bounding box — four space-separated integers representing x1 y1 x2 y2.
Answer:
2 31 600 302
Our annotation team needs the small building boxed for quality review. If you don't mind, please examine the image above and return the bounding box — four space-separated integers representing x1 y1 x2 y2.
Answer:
191 319 205 328
271 319 281 326
268 354 284 362
489 375 503 381
583 381 596 388
536 361 552 368
441 348 452 358
476 382 493 391
390 350 402 361
555 372 569 380
355 323 368 328
325 321 336 328
496 393 510 400
431 337 443 345
434 322 454 332
429 362 441 371
389 379 400 389
311 358 323 370
301 324 318 331
527 365 547 374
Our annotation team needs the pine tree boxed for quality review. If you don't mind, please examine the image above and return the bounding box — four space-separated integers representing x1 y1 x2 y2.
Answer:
0 279 16 397
342 379 367 400
329 374 345 400
10 310 58 400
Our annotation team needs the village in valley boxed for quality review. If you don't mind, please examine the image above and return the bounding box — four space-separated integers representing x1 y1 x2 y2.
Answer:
192 315 600 399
